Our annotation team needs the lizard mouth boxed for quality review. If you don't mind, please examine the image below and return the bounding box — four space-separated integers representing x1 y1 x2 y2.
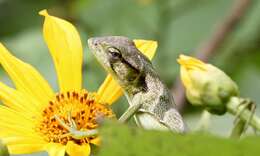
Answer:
88 38 99 50
88 38 113 74
88 38 102 60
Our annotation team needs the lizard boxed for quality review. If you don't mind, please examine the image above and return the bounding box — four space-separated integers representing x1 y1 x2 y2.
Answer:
88 36 187 133
54 36 187 139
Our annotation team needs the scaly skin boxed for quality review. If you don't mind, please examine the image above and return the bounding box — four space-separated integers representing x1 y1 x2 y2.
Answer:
88 36 187 133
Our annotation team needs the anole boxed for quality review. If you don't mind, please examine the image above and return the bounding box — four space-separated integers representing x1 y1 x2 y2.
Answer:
88 36 187 133
55 36 187 139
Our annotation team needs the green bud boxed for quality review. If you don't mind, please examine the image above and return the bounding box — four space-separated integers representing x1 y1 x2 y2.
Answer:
178 55 239 115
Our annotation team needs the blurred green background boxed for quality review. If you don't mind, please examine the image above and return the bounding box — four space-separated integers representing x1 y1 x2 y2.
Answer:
0 1 260 154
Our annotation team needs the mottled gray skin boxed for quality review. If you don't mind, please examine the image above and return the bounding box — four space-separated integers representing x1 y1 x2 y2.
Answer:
88 36 187 133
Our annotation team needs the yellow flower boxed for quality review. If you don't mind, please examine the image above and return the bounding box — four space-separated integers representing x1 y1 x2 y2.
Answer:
0 10 158 156
177 55 239 114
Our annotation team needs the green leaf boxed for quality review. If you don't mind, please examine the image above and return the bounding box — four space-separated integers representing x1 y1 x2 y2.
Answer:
98 121 260 156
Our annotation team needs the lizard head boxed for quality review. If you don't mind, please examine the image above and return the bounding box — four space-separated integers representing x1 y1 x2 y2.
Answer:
88 36 148 90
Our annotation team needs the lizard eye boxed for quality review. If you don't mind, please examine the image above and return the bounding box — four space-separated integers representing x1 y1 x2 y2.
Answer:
107 47 121 59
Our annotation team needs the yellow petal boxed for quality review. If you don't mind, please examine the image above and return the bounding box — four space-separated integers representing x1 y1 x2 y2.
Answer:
133 39 158 60
97 75 123 105
0 126 40 140
177 54 207 71
97 39 158 104
0 81 41 116
90 137 101 146
0 121 35 135
0 103 35 123
66 141 90 156
0 43 54 108
8 144 45 155
180 66 192 90
0 106 39 138
45 143 66 156
2 136 45 146
39 9 83 92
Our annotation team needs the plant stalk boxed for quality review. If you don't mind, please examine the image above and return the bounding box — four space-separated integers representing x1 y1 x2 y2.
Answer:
196 110 211 131
230 119 246 138
227 96 260 131
0 140 9 156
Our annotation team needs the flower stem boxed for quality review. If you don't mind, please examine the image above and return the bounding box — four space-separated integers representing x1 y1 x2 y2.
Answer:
0 140 9 156
196 110 211 131
230 119 246 138
227 96 260 131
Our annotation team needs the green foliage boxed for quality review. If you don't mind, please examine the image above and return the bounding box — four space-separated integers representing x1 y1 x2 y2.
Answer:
98 121 260 156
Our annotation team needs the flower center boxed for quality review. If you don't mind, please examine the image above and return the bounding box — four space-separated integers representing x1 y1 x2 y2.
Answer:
36 90 114 145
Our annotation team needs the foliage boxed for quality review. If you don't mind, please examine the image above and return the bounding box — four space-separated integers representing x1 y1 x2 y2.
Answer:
98 121 260 156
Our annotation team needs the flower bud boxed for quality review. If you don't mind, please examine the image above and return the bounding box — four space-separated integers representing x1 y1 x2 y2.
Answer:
177 55 239 115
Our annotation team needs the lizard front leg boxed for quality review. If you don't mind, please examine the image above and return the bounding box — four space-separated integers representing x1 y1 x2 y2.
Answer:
119 103 142 123
119 94 143 123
